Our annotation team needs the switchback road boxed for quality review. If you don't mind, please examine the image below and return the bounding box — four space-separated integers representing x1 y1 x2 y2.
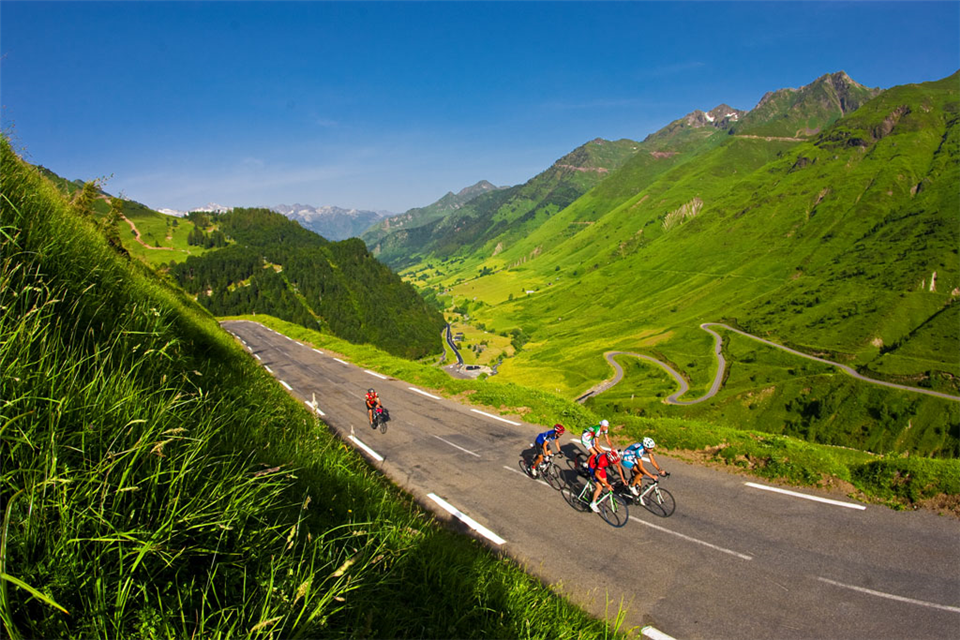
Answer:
224 320 959 640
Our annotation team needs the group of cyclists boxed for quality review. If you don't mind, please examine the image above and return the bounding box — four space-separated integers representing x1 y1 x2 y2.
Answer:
532 420 668 512
365 388 667 513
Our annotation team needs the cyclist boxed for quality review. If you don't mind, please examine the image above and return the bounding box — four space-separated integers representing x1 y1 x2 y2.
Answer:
365 388 383 427
587 449 627 512
581 419 616 458
529 424 565 477
621 437 668 497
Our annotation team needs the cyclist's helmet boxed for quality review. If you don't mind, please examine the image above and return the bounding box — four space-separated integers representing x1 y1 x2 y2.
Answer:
607 449 621 464
368 388 375 394
642 437 656 449
599 419 609 432
553 423 565 436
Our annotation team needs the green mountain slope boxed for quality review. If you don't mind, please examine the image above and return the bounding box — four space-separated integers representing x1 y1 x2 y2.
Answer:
170 208 446 359
360 179 504 246
369 138 641 269
425 72 960 457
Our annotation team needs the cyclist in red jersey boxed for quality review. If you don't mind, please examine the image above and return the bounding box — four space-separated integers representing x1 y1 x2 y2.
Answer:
365 388 382 427
587 449 626 512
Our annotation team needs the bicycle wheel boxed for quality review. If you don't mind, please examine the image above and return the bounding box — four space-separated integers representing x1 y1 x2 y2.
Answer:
598 491 630 528
643 486 676 518
563 481 591 512
377 415 388 434
543 461 563 491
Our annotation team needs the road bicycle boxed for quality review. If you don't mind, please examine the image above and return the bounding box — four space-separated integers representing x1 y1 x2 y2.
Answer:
371 406 389 434
521 451 563 490
563 473 629 527
616 474 675 518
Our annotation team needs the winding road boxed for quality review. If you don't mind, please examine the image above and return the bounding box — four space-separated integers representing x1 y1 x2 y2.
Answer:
577 323 960 405
223 319 959 640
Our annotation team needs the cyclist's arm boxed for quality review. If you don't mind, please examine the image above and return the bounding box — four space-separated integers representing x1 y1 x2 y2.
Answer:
649 452 666 475
614 462 627 485
635 459 659 481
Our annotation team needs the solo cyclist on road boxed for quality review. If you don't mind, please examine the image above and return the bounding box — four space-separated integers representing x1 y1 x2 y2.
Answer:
621 437 668 497
530 424 565 476
365 388 383 427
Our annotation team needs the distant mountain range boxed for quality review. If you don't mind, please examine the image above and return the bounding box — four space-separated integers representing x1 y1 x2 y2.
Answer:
270 203 395 241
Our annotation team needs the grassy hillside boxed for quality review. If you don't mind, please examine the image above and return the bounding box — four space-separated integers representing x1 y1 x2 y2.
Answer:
403 73 960 458
1 136 628 638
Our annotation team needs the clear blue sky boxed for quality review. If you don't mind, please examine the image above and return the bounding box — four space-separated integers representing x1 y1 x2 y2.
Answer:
2 1 958 213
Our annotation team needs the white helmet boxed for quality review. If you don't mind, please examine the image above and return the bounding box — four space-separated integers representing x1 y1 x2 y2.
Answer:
642 437 656 449
600 419 609 427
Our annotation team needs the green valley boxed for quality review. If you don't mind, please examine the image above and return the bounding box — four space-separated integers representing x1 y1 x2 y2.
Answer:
393 72 960 458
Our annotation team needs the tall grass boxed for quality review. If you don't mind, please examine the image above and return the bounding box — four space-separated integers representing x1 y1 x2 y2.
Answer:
1 137 628 638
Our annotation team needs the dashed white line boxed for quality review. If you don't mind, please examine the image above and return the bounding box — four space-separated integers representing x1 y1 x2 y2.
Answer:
428 493 506 545
280 380 293 391
409 387 441 400
816 577 960 613
348 435 384 462
471 409 521 426
333 358 349 365
295 341 304 346
304 400 325 416
365 370 388 380
433 435 481 458
503 465 550 488
254 354 261 361
265 366 273 374
628 516 753 561
745 482 866 510
312 348 324 355
642 626 677 640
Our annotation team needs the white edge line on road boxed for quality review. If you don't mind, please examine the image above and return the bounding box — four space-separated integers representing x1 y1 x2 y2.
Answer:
816 577 960 614
433 435 481 458
365 370 388 380
409 387 441 400
471 409 521 426
280 380 293 391
264 366 273 374
295 341 304 346
503 465 552 489
642 626 677 640
312 348 323 355
304 400 325 417
254 354 261 360
348 435 384 462
333 358 349 365
745 482 866 510
428 493 506 545
629 516 752 561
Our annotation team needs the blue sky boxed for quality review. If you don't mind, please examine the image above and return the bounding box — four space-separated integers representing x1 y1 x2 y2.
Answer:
2 1 958 213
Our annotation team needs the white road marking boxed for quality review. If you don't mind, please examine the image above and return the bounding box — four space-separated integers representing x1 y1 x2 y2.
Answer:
628 516 753 561
409 387 441 400
312 348 323 355
471 409 521 426
503 465 551 488
816 577 960 613
348 435 384 462
304 400 325 416
642 626 677 640
433 435 481 458
745 482 866 510
254 354 261 361
365 370 388 380
295 341 304 346
265 366 273 374
333 358 349 365
428 493 506 545
280 380 293 391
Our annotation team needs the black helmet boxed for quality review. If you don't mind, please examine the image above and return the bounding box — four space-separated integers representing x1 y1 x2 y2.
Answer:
368 388 375 394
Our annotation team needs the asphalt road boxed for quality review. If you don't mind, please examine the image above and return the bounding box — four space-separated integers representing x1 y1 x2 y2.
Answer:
224 320 960 640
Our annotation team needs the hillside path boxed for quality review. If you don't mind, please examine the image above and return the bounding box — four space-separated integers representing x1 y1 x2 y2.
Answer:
577 323 960 404
121 215 173 250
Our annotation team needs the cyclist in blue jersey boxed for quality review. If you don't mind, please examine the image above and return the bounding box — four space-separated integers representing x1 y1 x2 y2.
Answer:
587 449 627 512
621 437 668 497
529 424 565 477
